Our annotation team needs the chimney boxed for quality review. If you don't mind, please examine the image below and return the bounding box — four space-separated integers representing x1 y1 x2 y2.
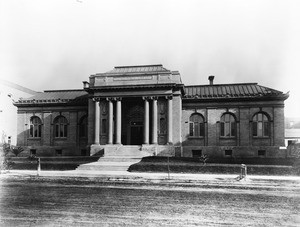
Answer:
82 81 89 89
208 75 215 85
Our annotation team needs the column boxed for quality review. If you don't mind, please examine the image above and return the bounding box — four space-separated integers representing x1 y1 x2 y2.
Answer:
94 99 100 144
108 99 113 144
116 98 122 144
143 97 149 144
167 96 173 144
152 97 158 144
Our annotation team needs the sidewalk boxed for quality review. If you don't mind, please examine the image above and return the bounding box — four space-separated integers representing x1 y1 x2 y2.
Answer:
2 169 300 184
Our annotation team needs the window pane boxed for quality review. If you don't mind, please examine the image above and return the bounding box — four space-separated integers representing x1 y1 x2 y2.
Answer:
231 122 236 136
60 125 64 137
225 122 230 137
258 113 262 121
190 114 202 123
253 122 257 136
258 122 263 137
30 125 33 137
189 123 194 136
195 123 200 136
34 126 38 137
225 114 229 122
263 115 268 121
200 123 205 137
38 125 41 137
220 122 225 136
264 122 269 137
64 125 68 137
55 125 59 137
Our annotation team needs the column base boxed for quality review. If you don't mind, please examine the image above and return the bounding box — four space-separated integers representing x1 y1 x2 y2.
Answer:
90 144 104 156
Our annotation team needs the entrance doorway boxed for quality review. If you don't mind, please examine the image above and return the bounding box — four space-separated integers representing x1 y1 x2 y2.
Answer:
130 121 143 145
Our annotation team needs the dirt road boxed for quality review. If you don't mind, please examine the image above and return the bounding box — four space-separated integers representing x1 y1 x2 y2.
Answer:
0 175 299 226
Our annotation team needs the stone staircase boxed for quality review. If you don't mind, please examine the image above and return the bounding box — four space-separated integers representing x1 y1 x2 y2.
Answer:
76 145 152 172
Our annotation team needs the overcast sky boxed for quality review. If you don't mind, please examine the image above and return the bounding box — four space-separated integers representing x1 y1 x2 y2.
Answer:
1 0 299 117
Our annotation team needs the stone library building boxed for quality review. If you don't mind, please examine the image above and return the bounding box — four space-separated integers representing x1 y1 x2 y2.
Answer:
14 64 289 159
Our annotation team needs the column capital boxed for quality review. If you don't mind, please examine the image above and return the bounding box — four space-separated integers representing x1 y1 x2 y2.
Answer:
165 95 173 100
107 97 122 101
106 97 114 102
143 96 158 100
93 97 101 102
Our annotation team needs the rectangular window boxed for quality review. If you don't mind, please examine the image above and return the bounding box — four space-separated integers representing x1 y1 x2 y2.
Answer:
231 122 236 136
192 150 202 158
30 149 36 156
30 125 33 137
38 125 42 137
263 122 269 137
64 125 68 137
225 150 232 157
225 122 230 137
258 150 266 157
189 123 194 136
56 149 62 156
258 122 263 137
253 122 257 136
220 122 225 136
200 123 205 137
55 125 59 137
34 127 38 137
194 123 200 136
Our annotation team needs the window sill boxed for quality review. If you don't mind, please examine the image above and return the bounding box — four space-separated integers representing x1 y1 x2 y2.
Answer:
219 137 236 139
188 136 204 139
28 137 41 140
253 137 270 139
54 138 67 140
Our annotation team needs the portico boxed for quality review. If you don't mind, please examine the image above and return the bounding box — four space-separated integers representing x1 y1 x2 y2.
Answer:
86 65 184 156
93 96 173 146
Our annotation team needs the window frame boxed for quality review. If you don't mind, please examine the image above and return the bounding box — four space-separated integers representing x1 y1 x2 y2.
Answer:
29 116 42 138
252 113 270 138
220 113 236 138
54 116 68 138
189 113 205 138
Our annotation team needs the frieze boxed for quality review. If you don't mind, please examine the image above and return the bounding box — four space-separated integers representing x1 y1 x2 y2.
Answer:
113 76 153 81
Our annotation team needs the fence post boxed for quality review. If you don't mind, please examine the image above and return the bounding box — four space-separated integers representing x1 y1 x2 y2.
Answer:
37 158 41 176
167 156 170 180
240 164 247 180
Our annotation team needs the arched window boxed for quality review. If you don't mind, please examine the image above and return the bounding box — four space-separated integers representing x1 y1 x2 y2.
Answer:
220 113 236 137
189 113 205 137
79 116 88 138
252 113 270 137
30 116 42 138
54 116 68 138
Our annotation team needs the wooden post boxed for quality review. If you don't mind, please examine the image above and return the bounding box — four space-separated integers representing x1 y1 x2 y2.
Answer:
37 158 41 176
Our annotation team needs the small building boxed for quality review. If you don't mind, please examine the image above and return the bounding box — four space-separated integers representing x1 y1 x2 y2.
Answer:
0 79 36 146
14 65 289 158
285 128 300 146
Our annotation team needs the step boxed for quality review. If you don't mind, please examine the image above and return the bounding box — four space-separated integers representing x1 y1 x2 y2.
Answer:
97 157 143 162
75 156 142 172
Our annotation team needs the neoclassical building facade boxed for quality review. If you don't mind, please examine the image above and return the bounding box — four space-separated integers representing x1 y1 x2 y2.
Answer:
14 65 289 158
